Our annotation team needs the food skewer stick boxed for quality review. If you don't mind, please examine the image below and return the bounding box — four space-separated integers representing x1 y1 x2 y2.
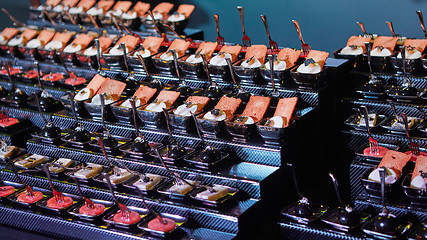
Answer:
416 11 427 39
103 173 130 220
147 10 168 43
42 164 65 203
133 186 167 225
72 176 94 208
1 8 25 27
96 137 120 176
6 157 34 197
268 55 279 97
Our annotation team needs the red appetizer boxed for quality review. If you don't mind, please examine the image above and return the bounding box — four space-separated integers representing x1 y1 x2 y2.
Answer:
0 115 19 127
79 203 106 216
47 196 74 209
0 185 15 197
0 67 21 75
42 73 64 82
17 190 44 204
364 147 390 158
113 210 141 224
148 216 176 232
23 69 42 79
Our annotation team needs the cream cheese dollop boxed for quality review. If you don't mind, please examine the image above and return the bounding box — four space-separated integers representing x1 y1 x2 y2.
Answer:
167 13 185 22
159 51 178 61
106 9 123 17
63 43 82 53
397 49 422 59
74 88 94 101
368 167 398 184
235 116 254 125
185 54 203 64
69 6 83 14
297 62 321 74
109 45 128 55
266 116 287 128
122 11 137 20
146 12 163 20
83 46 98 56
44 40 63 50
340 46 363 55
264 60 286 70
410 175 427 189
26 39 41 48
145 101 167 112
173 104 197 116
135 49 151 58
120 98 141 108
86 7 103 16
8 37 24 46
203 110 226 121
241 58 262 68
91 94 115 105
371 47 392 57
209 53 232 66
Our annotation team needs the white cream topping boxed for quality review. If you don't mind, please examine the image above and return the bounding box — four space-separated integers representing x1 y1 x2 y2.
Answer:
108 45 128 55
44 40 63 50
209 53 232 66
86 7 103 16
185 54 203 64
52 5 65 12
159 51 178 61
397 50 422 60
83 46 98 56
135 49 151 58
74 88 93 101
63 43 82 53
145 101 167 112
26 39 41 48
371 47 392 57
0 35 4 42
297 62 321 74
122 11 137 19
267 116 286 128
146 12 163 20
195 185 228 200
8 37 23 46
241 58 262 68
120 98 141 108
173 104 197 116
167 13 185 22
237 116 254 125
340 46 363 55
203 110 226 121
391 116 416 130
69 6 83 14
368 167 397 184
91 94 115 105
264 60 287 70
410 175 427 189
106 9 123 17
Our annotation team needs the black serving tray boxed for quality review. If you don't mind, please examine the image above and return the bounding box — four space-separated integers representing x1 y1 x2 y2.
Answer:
137 212 187 238
0 180 24 201
319 207 371 232
7 186 51 208
88 135 132 154
67 198 116 221
344 113 387 131
189 185 238 207
119 141 162 160
184 150 229 170
281 200 329 224
361 214 412 239
102 205 149 229
379 115 423 135
150 145 195 165
401 173 427 207
157 179 197 200
122 174 168 195
35 192 82 215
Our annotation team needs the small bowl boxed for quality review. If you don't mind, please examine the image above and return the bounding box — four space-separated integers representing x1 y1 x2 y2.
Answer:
110 102 144 125
233 61 261 84
319 207 371 232
256 118 292 146
152 56 177 75
61 131 93 149
390 53 420 73
184 149 229 170
36 192 82 215
196 113 231 137
31 128 70 145
165 18 189 34
60 94 89 117
178 58 204 76
137 212 187 238
365 55 390 72
207 63 231 80
136 107 170 129
102 52 127 71
150 145 195 165
386 86 421 103
67 198 115 221
281 200 329 224
379 115 423 135
361 214 412 239
259 65 292 86
102 205 149 229
84 99 121 121
168 109 205 133
401 173 427 207
333 47 365 61
17 45 41 60
290 66 327 89
189 185 238 207
360 167 401 199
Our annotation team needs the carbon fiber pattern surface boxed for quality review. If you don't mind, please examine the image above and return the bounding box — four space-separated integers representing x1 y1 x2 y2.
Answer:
0 170 241 235
375 72 427 89
278 222 364 240
350 160 373 201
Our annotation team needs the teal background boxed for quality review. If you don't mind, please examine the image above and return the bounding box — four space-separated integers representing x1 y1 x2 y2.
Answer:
1 0 427 53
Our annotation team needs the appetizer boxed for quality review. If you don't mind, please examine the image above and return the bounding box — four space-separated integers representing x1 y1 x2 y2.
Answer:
168 180 195 195
340 36 371 55
17 189 44 204
185 41 217 63
108 35 139 55
44 32 73 51
86 0 115 16
48 158 74 173
0 144 18 159
113 210 141 224
266 97 298 128
73 163 103 179
148 217 176 232
89 78 127 105
143 90 180 112
368 150 411 184
0 27 19 45
47 195 74 209
132 2 150 18
396 39 427 59
134 36 163 58
134 173 163 191
195 185 228 201
0 186 15 197
69 0 96 15
359 113 378 127
79 202 106 216
297 50 329 74
173 96 210 117
120 85 157 108
106 1 132 17
7 28 38 47
63 34 94 54
209 45 242 66
83 36 113 56
370 36 398 57
390 116 417 131
15 154 47 169
410 155 427 189
159 39 190 60
74 74 108 101
107 168 134 184
264 48 300 70
147 2 174 21
167 4 195 22
234 95 270 124
51 0 79 13
36 0 61 11
26 29 55 49
240 45 267 68
203 96 242 121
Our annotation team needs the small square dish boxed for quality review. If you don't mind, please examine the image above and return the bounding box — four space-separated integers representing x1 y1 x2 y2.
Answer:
401 174 427 207
137 212 187 238
36 192 82 215
31 129 70 145
344 113 387 131
119 141 162 160
88 135 132 154
319 207 371 232
7 186 51 208
189 184 238 207
379 115 423 134
0 180 24 201
361 214 412 239
67 198 116 221
360 167 401 199
184 150 229 170
103 206 149 229
92 167 137 187
61 132 93 149
122 174 168 195
281 200 329 224
150 145 195 165
157 179 197 200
